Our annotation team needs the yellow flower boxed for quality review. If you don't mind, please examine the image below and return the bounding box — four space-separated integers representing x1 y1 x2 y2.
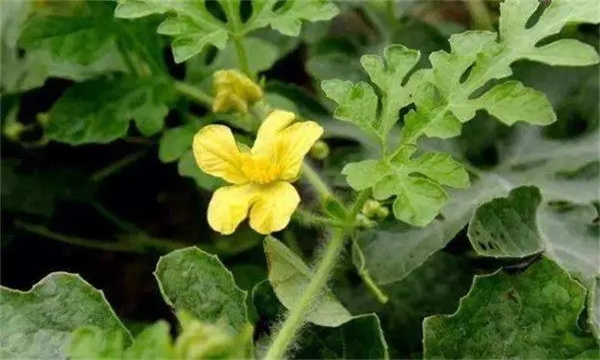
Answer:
193 110 323 235
212 70 263 114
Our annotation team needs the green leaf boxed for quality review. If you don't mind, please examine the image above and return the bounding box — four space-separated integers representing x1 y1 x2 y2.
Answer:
245 0 339 36
342 149 469 227
0 273 131 359
355 126 599 286
19 3 117 65
123 321 174 359
154 247 249 335
158 124 197 163
211 37 280 75
252 281 389 359
523 39 600 67
469 81 556 126
46 77 174 144
468 186 543 257
68 327 125 360
377 252 475 358
115 0 228 63
321 79 380 143
360 45 420 134
263 236 353 327
423 257 598 359
177 150 224 191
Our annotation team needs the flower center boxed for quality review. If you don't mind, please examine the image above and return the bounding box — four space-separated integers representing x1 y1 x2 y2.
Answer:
241 155 281 184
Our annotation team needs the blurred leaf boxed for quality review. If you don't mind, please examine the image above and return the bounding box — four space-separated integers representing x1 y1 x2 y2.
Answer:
158 124 197 163
46 77 175 144
212 37 279 75
122 321 174 359
0 273 131 359
68 327 126 360
69 321 175 360
115 0 228 63
423 257 598 358
19 2 117 65
154 247 249 334
252 281 389 359
244 0 339 36
177 150 224 191
263 236 352 327
1 161 96 217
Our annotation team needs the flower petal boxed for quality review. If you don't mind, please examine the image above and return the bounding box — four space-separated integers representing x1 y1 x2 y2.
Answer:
207 184 259 235
275 121 324 180
249 182 300 234
252 110 296 157
193 125 249 184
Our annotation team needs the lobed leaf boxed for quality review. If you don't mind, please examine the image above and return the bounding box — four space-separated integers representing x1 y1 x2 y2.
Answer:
0 273 131 359
423 257 598 358
342 149 469 227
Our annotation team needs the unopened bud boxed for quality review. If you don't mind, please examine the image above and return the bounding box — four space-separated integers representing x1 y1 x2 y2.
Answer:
212 70 263 114
356 213 376 229
376 206 389 219
361 199 382 219
36 112 49 127
310 140 330 160
174 311 242 359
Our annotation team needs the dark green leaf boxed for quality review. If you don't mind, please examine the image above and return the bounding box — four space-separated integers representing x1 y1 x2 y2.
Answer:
423 258 597 359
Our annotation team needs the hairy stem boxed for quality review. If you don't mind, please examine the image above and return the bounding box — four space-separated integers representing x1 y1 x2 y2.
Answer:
264 191 370 359
174 81 213 108
263 228 346 360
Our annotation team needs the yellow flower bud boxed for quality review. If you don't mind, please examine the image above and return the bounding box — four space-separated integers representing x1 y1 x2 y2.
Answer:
212 70 263 114
3 121 25 141
310 140 330 160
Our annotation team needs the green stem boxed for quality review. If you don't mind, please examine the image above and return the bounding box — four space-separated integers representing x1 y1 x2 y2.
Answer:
351 237 389 304
263 228 347 360
174 81 213 108
91 149 149 182
264 190 370 359
301 161 333 201
232 35 251 76
14 219 144 253
465 0 494 30
92 202 143 234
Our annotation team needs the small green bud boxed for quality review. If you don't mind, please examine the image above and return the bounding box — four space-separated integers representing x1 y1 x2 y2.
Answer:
36 112 50 127
361 199 382 218
3 121 25 141
356 214 376 229
310 140 330 160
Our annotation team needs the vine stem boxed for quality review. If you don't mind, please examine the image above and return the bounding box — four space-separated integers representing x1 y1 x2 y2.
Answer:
174 81 213 108
232 35 251 76
263 191 370 360
301 161 333 200
91 148 149 182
